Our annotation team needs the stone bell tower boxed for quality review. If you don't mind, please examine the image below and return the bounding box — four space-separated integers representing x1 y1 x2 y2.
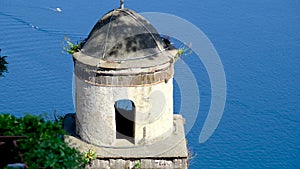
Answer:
65 6 188 168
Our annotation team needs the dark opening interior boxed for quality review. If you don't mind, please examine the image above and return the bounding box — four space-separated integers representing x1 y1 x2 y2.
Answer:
115 100 135 142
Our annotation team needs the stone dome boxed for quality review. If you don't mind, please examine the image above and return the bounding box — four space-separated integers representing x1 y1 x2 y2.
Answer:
73 8 177 69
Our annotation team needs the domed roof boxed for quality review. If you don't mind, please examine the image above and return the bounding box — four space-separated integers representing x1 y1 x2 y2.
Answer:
73 8 177 69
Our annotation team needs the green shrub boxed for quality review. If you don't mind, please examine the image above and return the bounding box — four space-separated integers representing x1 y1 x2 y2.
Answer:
0 48 8 77
63 37 84 54
0 114 85 168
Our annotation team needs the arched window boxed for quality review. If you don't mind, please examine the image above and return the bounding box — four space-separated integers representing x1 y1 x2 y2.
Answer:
114 100 135 142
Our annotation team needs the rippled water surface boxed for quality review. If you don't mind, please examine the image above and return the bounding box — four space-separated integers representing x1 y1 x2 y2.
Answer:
1 0 299 168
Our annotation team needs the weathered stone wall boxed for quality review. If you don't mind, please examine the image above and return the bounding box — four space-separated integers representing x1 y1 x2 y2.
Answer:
85 158 188 169
75 75 173 147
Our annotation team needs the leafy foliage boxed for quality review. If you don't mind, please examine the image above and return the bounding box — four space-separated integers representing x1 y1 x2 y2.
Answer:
83 148 97 164
0 114 85 168
63 37 85 54
177 42 193 57
134 160 141 169
0 49 8 77
161 36 192 61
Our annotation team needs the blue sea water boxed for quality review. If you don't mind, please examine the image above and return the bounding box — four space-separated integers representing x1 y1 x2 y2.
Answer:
0 0 299 168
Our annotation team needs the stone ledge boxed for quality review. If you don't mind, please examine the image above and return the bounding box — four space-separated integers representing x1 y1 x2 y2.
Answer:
74 59 174 86
65 115 188 158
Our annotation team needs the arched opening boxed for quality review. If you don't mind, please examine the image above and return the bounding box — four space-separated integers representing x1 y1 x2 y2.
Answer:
114 100 135 142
